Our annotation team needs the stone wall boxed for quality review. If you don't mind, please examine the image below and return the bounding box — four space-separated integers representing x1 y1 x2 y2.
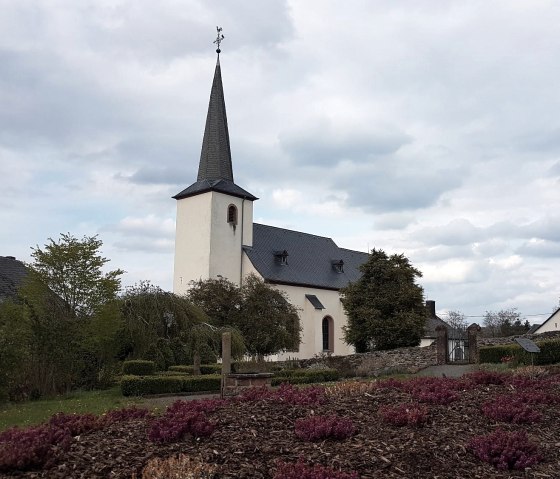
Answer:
277 344 437 377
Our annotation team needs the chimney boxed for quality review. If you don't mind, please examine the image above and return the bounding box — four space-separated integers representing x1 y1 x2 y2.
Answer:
426 300 436 318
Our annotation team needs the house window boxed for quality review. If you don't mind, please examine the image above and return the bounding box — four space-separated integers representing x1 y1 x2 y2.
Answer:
227 204 238 225
332 259 344 273
274 250 289 265
322 316 334 352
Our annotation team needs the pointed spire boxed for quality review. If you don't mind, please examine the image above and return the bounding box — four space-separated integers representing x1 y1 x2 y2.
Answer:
197 29 233 182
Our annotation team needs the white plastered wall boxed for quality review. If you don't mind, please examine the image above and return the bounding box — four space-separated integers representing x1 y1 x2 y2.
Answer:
534 309 560 334
173 191 254 295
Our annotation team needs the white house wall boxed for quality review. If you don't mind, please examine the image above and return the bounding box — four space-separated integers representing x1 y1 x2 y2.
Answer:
534 309 560 334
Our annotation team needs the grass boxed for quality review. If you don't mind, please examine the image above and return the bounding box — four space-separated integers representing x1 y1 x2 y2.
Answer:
0 387 141 431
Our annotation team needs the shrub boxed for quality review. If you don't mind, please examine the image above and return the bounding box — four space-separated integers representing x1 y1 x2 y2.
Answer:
103 406 152 424
482 395 542 424
479 344 525 364
0 425 71 472
274 459 359 479
121 375 183 396
168 365 194 374
536 339 560 365
271 369 339 386
326 380 377 398
375 377 405 390
295 415 355 442
465 370 507 386
403 378 460 405
122 360 156 376
47 412 101 435
141 454 218 479
181 375 221 393
468 429 541 470
148 399 222 443
378 403 428 427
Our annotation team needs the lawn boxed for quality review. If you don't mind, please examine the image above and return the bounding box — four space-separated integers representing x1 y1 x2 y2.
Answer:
0 387 141 431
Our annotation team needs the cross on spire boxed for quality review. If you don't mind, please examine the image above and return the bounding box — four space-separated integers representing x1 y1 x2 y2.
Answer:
214 26 224 54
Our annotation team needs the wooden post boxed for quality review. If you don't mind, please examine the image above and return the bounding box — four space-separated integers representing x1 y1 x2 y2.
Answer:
221 332 232 399
435 325 448 365
467 323 481 364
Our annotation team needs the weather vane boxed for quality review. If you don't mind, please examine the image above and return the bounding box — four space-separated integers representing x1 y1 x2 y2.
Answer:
214 26 224 54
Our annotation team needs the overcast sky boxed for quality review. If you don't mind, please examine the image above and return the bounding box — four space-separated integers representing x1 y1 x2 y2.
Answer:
1 0 559 323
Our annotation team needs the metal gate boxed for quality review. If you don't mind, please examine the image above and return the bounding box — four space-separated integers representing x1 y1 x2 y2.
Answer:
448 325 469 363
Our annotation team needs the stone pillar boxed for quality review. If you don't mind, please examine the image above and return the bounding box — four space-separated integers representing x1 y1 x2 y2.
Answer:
467 323 481 364
221 332 232 399
435 325 448 365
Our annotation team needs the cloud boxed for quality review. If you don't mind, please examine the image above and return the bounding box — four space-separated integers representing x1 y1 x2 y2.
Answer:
516 239 560 258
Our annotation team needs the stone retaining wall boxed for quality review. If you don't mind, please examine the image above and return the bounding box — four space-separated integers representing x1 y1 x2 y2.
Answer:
278 344 437 377
479 330 560 347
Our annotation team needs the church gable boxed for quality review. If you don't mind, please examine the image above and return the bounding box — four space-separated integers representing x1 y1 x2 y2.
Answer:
243 223 369 290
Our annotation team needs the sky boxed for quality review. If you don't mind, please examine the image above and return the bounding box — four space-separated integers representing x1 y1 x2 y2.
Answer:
1 0 559 323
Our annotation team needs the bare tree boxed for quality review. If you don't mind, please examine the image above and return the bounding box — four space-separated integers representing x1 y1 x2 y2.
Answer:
483 308 526 337
445 310 467 331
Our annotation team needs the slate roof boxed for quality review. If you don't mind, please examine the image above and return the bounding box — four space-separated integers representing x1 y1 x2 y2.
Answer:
424 315 454 338
243 223 369 290
174 57 256 202
0 256 28 302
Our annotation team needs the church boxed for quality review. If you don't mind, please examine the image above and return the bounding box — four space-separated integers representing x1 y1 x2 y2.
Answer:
172 46 371 359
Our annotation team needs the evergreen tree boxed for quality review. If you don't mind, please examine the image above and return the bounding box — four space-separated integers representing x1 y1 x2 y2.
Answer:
341 249 425 352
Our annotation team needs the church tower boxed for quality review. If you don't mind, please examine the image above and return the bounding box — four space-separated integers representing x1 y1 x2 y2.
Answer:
173 32 257 295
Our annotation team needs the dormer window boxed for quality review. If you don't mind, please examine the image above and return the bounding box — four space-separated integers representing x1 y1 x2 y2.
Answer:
332 259 344 273
274 249 289 265
227 204 238 225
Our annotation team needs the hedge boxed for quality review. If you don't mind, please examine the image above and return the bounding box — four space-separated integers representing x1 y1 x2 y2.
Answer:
168 364 222 375
271 369 339 386
121 374 221 396
122 360 156 376
479 339 560 366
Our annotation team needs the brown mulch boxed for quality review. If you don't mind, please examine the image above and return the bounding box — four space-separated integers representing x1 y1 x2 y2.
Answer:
3 381 560 479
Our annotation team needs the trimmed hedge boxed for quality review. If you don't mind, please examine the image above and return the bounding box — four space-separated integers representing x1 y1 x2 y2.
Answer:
480 339 560 366
168 364 222 375
272 369 339 386
122 360 156 376
121 374 221 396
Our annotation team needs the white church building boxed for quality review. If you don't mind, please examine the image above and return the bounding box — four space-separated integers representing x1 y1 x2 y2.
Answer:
173 51 372 359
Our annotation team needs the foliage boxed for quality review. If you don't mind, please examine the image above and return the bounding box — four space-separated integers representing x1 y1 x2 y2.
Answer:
168 364 222 375
325 380 378 398
102 406 152 424
120 374 222 396
464 370 507 386
482 395 542 424
121 281 244 370
468 429 541 470
271 369 340 386
29 233 123 318
340 249 425 352
0 300 30 401
188 274 301 358
273 459 359 479
295 415 355 442
378 403 428 427
483 308 528 337
140 454 218 479
401 377 460 405
480 339 560 366
0 424 71 472
47 412 101 435
148 400 223 443
122 360 156 376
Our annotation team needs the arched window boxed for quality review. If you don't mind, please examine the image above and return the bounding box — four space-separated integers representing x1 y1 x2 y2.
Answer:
227 204 238 225
322 316 334 352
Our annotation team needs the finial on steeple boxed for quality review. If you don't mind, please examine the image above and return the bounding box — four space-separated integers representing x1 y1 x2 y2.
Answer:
214 26 224 54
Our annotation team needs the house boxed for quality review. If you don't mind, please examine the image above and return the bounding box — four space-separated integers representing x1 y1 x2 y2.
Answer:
172 50 429 359
420 300 452 348
532 308 560 335
0 256 27 303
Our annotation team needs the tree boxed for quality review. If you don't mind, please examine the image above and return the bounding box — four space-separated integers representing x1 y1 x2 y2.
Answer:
121 281 244 370
187 274 302 359
446 310 467 331
29 233 124 318
483 308 527 337
341 249 425 352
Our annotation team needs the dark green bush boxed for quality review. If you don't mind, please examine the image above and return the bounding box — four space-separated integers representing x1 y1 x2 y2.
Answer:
122 360 156 376
168 364 222 375
121 375 183 396
271 369 339 386
121 374 221 396
182 375 221 392
480 340 560 366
